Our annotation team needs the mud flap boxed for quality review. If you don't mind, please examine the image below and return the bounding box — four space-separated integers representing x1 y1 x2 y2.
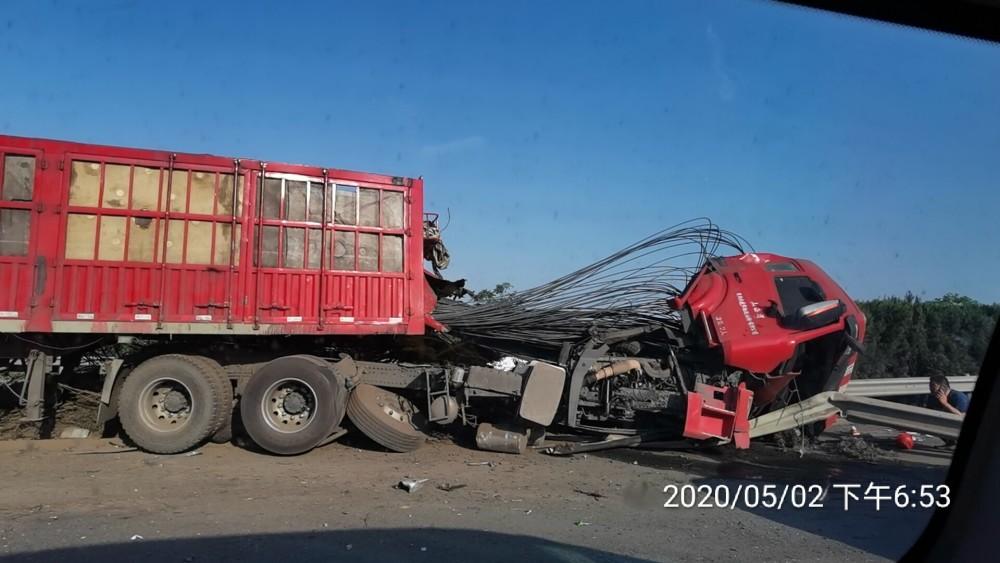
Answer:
682 383 753 449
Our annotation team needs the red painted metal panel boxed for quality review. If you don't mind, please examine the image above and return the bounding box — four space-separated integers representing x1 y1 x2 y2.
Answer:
682 383 752 448
0 134 429 337
0 262 29 314
0 145 44 321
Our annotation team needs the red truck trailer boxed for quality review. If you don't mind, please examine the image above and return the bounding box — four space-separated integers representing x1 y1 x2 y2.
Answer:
0 134 865 456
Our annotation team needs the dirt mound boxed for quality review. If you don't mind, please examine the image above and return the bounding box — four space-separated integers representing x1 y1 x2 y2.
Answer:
834 436 886 462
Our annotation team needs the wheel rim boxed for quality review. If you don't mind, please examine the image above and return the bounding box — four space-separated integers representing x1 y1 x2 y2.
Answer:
260 377 319 433
358 385 418 430
139 378 194 432
347 384 428 453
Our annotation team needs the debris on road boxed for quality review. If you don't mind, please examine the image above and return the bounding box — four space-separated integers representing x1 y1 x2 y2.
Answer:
183 450 203 457
436 483 466 492
545 432 690 455
575 519 591 526
58 427 91 439
475 423 527 454
573 489 606 500
130 535 143 541
895 433 915 450
466 461 496 468
397 478 429 493
71 447 139 455
835 437 886 461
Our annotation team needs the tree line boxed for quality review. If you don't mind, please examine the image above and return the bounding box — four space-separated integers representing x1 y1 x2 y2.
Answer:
855 293 999 379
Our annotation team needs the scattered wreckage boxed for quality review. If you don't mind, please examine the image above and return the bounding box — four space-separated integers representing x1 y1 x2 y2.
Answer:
0 134 865 456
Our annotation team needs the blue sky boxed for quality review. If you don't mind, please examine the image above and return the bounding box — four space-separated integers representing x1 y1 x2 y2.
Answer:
3 0 999 302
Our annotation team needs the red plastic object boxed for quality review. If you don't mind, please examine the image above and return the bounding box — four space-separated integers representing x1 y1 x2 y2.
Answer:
0 134 434 337
683 382 754 448
896 433 915 450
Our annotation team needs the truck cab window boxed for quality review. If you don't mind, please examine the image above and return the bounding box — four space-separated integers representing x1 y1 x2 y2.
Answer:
774 275 826 317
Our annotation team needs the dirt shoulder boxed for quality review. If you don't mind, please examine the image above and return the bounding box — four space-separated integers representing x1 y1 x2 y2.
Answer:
0 423 946 563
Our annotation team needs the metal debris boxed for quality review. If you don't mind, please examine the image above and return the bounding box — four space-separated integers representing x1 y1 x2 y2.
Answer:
436 483 467 492
544 432 684 455
71 447 139 455
573 489 605 500
397 478 429 493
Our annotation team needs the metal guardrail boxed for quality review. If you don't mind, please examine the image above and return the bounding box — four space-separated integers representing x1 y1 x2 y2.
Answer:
749 391 965 439
829 394 964 439
749 393 839 438
748 392 839 438
844 375 977 397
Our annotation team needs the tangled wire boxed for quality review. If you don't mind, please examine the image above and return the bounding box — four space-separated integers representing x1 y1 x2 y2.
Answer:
432 218 752 357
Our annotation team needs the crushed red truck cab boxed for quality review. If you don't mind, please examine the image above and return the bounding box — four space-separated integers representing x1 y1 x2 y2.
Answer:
674 253 865 383
670 253 866 444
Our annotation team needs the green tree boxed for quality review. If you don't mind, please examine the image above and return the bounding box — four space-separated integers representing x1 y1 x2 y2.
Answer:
856 293 999 379
471 282 514 303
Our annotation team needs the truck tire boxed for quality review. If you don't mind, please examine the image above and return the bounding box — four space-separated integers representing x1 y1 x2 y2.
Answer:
239 355 346 456
347 384 427 453
210 422 233 444
118 354 229 454
185 356 235 444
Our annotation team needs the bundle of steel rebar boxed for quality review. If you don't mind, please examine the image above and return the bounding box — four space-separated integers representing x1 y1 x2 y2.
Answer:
432 218 752 355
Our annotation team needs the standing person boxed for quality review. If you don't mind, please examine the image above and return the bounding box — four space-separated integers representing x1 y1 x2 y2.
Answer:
927 375 969 418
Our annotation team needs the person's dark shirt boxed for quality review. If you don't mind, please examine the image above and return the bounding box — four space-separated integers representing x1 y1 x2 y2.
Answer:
926 389 970 414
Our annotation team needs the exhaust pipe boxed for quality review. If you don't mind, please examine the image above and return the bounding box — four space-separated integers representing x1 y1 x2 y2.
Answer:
584 359 641 386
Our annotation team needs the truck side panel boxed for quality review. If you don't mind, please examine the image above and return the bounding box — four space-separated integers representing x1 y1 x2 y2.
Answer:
0 148 42 322
0 134 426 337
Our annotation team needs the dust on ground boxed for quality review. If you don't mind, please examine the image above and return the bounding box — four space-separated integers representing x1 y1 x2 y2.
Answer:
0 428 945 563
834 436 887 462
0 386 102 440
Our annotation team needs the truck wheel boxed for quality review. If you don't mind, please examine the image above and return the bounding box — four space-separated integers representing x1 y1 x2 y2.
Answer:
186 357 235 444
118 354 228 454
347 384 427 453
239 355 345 455
210 422 233 444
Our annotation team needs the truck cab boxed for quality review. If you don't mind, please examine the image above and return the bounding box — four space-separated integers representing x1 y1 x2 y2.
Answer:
671 252 866 412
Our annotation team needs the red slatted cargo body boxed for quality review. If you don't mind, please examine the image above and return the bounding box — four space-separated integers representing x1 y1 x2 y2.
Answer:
0 134 428 337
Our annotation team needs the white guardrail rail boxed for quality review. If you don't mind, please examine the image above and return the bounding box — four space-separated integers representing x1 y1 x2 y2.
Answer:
748 376 979 440
844 375 977 397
